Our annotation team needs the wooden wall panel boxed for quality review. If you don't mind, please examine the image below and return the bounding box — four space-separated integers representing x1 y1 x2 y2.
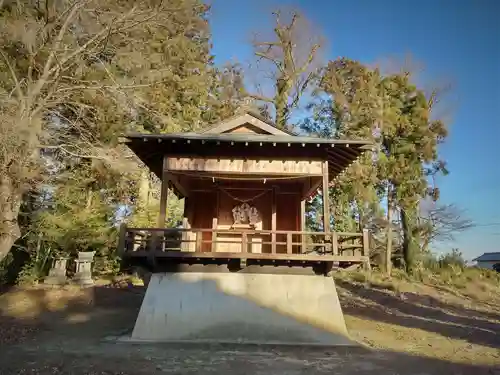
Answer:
275 193 301 254
166 157 323 176
216 188 272 253
187 183 302 254
225 124 268 134
190 191 217 252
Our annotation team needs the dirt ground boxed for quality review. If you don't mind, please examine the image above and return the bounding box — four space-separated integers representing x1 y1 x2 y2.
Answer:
0 278 499 375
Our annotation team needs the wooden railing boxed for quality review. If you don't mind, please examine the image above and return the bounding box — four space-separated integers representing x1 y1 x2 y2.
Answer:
118 226 370 264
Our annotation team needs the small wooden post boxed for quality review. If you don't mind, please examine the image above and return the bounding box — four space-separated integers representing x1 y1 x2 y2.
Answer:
212 190 219 252
181 216 190 252
331 231 338 256
195 231 202 251
300 199 306 254
241 232 248 253
271 187 277 254
363 229 371 271
211 217 218 252
286 232 293 254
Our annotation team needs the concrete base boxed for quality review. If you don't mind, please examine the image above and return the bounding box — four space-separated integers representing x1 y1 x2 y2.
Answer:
131 272 354 346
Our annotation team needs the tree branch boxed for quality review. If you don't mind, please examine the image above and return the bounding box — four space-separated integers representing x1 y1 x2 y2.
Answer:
247 93 274 103
0 49 24 101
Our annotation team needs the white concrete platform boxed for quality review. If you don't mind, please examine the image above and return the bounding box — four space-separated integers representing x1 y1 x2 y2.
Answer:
131 272 355 346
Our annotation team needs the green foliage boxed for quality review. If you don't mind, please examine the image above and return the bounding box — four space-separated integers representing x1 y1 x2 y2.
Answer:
422 248 466 271
0 252 14 285
0 0 248 280
37 171 116 256
16 244 52 285
0 1 459 284
129 191 183 228
303 57 450 273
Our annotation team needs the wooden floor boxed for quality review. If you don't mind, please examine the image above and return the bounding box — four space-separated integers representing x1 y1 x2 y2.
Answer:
121 251 368 275
118 226 370 274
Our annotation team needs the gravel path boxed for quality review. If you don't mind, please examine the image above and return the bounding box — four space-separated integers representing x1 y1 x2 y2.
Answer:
2 340 499 375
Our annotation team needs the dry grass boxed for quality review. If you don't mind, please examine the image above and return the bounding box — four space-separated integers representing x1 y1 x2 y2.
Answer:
335 266 500 366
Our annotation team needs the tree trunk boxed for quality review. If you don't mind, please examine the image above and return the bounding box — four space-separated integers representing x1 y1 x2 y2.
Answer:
401 208 416 274
0 176 22 262
386 192 393 276
274 79 294 129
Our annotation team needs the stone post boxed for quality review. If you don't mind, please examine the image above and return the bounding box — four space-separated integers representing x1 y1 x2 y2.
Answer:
73 251 95 286
44 257 69 285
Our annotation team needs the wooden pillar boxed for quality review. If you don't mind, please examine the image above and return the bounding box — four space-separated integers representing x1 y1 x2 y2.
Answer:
154 158 169 254
181 198 190 252
157 169 169 228
211 190 219 252
322 160 330 235
271 186 277 254
363 229 371 271
300 199 306 253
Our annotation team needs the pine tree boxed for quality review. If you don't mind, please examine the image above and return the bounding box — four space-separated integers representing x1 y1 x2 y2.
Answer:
303 58 448 273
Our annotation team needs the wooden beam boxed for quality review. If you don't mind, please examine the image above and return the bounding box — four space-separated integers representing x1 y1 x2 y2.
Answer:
126 250 368 263
302 177 322 200
202 113 291 136
165 157 323 176
166 171 189 197
322 160 330 235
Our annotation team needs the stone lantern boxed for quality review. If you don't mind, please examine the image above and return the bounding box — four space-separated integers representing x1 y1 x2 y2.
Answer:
73 251 95 286
44 257 69 285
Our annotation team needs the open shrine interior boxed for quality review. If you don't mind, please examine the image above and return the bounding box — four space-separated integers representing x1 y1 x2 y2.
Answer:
119 112 373 271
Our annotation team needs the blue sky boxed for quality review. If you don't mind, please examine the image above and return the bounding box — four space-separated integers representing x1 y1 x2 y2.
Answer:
208 0 500 260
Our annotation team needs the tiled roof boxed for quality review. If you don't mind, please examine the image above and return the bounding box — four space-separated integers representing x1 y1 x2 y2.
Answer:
473 252 500 262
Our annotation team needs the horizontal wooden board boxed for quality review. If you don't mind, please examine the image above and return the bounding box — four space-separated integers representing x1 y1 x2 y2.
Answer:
165 157 323 176
124 250 367 263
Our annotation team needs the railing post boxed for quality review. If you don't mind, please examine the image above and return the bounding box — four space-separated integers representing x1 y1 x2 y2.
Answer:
331 231 338 255
271 232 277 254
211 218 217 252
241 232 248 253
181 217 189 251
363 229 371 271
286 232 293 254
195 231 202 252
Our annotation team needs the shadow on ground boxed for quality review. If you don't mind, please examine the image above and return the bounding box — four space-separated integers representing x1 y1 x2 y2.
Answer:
0 282 498 374
336 280 500 349
0 282 146 345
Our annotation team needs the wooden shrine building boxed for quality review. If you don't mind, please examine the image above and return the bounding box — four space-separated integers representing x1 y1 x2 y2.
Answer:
118 112 373 274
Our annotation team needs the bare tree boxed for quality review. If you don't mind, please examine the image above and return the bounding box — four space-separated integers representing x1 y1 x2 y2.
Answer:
0 0 181 262
247 10 323 129
418 203 474 253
